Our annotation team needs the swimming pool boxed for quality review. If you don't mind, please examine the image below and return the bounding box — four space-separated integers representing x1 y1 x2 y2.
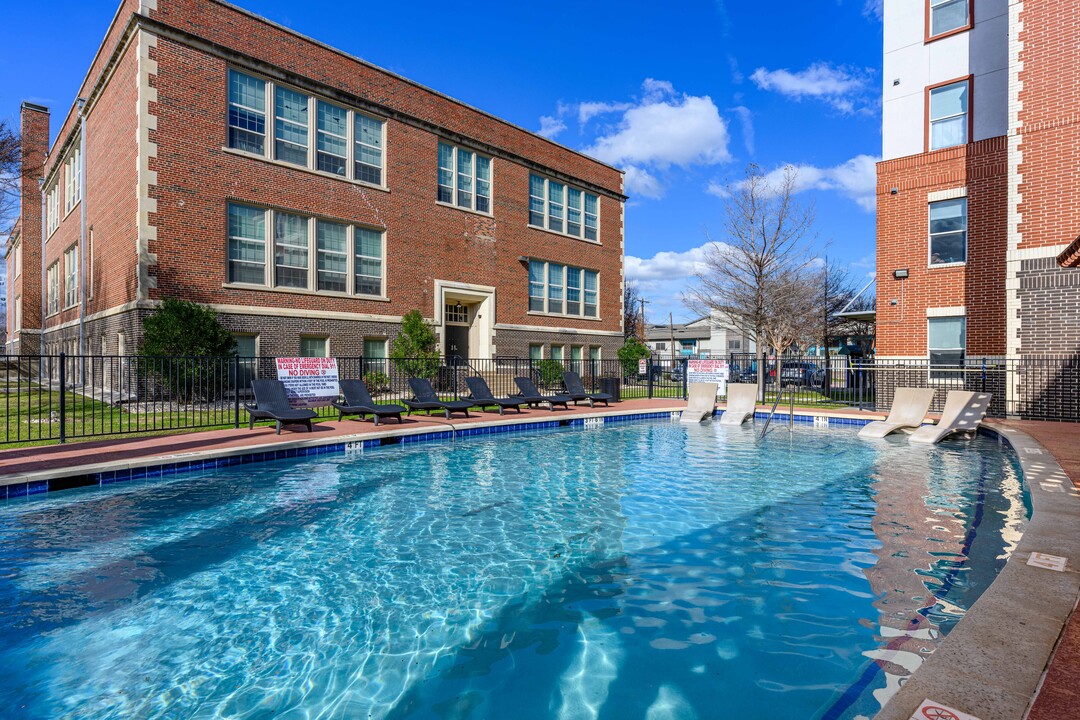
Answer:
0 419 1026 719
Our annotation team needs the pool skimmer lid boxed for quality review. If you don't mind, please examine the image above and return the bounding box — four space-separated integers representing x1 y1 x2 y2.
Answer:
1027 552 1068 572
911 700 982 720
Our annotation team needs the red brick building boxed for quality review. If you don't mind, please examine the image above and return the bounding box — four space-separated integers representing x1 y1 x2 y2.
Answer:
877 0 1080 414
5 0 626 364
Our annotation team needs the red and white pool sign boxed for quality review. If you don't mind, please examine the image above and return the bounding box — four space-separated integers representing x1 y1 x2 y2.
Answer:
687 359 729 395
275 357 339 409
911 700 982 720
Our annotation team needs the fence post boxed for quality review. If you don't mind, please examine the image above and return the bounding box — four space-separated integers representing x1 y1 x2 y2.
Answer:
682 358 688 400
233 355 241 429
981 358 987 395
58 352 67 444
647 359 654 399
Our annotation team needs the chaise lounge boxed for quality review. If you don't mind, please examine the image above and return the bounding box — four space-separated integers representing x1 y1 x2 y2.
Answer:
562 371 612 407
909 390 992 445
513 376 571 411
719 383 758 426
857 387 936 439
465 376 525 415
680 382 718 423
404 377 474 419
246 379 319 434
333 379 408 426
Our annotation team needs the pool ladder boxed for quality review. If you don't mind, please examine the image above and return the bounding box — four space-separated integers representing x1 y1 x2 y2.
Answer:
758 384 795 440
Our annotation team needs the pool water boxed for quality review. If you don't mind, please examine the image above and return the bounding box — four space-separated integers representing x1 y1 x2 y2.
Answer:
0 420 1026 719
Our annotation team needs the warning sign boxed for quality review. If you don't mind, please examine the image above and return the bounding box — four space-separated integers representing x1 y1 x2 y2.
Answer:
687 359 729 395
275 357 339 409
910 699 981 720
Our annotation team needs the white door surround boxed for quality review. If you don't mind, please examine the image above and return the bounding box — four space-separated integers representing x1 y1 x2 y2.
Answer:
433 280 496 359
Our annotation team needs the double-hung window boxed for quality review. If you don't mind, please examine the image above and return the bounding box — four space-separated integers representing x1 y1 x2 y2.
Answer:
227 202 384 297
929 198 967 265
64 147 81 214
64 246 78 308
227 68 386 185
928 316 965 379
529 174 599 241
528 259 599 318
928 79 969 150
46 185 59 236
928 0 971 39
46 263 59 315
437 142 491 213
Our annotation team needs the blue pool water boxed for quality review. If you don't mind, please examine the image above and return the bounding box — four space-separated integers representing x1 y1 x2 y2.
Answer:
0 420 1026 719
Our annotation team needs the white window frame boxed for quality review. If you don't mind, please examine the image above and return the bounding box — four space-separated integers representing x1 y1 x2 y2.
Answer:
13 241 21 278
46 262 60 316
46 184 59 237
64 146 82 215
227 68 387 188
14 296 21 331
928 79 969 151
64 245 78 309
529 343 543 361
529 174 599 241
437 141 492 214
928 316 966 380
928 197 967 266
528 259 599 319
226 202 386 298
299 336 329 358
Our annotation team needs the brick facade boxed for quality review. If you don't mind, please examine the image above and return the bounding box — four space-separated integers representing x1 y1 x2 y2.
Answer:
8 0 626 362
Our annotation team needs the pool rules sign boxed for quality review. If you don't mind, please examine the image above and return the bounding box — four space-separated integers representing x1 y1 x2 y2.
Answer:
276 357 339 409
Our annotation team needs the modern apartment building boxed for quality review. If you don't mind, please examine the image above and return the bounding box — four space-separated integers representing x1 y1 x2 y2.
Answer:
876 0 1080 413
4 0 626 363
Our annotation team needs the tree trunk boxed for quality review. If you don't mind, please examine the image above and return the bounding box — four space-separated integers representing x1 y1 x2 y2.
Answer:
755 328 765 403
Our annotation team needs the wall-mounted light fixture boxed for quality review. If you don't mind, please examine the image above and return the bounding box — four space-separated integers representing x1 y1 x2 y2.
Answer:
890 188 899 195
893 268 909 280
518 256 529 265
892 79 900 86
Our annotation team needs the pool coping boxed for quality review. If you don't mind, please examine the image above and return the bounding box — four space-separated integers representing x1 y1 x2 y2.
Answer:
875 424 1080 720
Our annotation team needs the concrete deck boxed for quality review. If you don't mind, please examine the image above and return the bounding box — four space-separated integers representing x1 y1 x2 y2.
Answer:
1 402 1077 720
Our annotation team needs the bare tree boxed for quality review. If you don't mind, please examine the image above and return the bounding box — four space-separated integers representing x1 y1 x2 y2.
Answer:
623 281 645 339
0 120 20 231
685 164 816 399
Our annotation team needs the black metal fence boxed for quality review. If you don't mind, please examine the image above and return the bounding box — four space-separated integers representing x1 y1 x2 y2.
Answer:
1 352 1075 446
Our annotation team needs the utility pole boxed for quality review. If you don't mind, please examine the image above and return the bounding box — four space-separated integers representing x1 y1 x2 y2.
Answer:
669 312 676 364
638 297 648 339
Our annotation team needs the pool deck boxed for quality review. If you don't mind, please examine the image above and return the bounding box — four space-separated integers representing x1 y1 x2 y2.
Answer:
1 401 1077 720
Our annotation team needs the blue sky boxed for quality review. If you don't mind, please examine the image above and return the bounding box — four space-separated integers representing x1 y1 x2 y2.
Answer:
0 0 884 322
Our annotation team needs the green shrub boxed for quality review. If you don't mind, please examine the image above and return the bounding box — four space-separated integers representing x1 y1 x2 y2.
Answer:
139 298 237 401
535 359 565 388
617 336 651 378
390 310 441 379
363 370 391 394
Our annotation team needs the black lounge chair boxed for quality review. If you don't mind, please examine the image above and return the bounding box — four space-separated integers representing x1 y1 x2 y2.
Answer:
464 376 525 415
333 379 408 426
246 379 318 434
513 376 571 411
563 370 612 407
404 378 474 418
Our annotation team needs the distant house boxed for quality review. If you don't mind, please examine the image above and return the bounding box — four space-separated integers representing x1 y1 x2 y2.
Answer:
644 314 755 358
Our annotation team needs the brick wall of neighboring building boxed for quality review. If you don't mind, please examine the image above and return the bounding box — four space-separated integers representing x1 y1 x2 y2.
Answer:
875 137 1008 358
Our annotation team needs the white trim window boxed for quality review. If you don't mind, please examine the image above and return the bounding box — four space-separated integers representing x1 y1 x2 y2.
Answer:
64 245 78 308
929 80 968 150
529 174 598 241
300 336 329 358
930 0 969 37
227 68 386 186
47 262 60 316
437 142 492 213
64 147 82 214
928 316 965 379
929 198 967 265
14 242 21 278
227 202 385 297
46 184 59 236
14 296 21 332
528 259 599 318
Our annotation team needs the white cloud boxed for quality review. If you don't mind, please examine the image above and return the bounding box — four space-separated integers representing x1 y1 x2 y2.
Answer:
627 243 726 322
863 0 884 20
707 154 880 211
623 166 665 199
750 62 871 113
730 106 754 155
538 115 567 139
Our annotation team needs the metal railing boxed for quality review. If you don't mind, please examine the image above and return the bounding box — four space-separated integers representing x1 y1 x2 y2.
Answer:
758 384 796 440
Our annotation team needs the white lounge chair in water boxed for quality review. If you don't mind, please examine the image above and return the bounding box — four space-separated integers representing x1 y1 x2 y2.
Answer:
719 383 758 426
680 382 718 423
857 387 936 439
909 390 992 445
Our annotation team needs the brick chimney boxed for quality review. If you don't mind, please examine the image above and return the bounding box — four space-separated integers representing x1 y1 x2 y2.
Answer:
16 102 49 347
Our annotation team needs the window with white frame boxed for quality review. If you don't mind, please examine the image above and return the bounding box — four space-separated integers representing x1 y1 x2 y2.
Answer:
929 0 969 37
64 146 82 214
529 344 543 361
550 345 563 362
529 174 598 241
227 203 384 296
929 198 967 265
928 316 965 379
528 259 598 318
444 303 469 324
437 142 491 213
300 336 329 358
227 68 386 185
929 80 969 150
64 245 78 308
46 262 60 315
362 337 388 376
14 242 21 278
47 184 59 236
14 296 21 331
589 346 601 362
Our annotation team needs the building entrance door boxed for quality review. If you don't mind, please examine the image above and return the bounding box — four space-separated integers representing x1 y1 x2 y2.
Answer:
445 325 469 366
